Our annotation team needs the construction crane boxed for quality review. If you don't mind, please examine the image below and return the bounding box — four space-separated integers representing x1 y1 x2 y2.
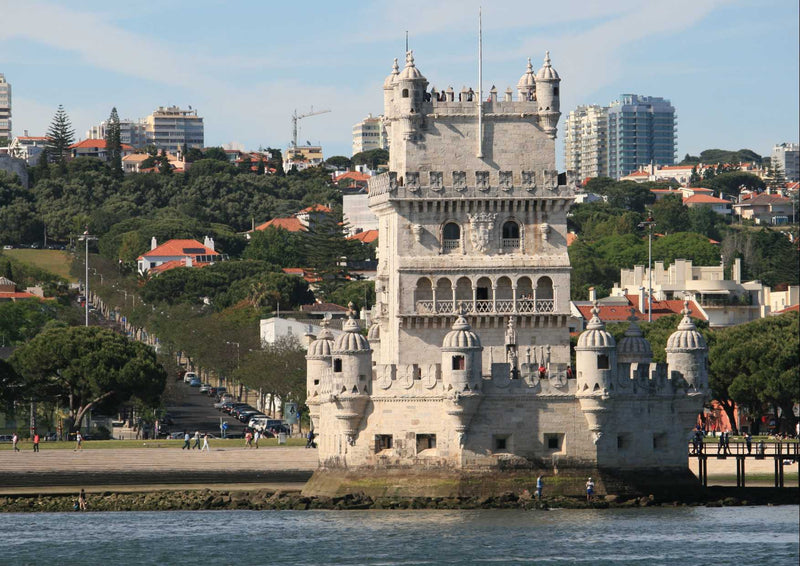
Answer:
291 107 331 149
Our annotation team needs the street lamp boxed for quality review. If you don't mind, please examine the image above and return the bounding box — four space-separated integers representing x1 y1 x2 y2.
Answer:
225 341 241 397
638 214 656 322
78 230 97 327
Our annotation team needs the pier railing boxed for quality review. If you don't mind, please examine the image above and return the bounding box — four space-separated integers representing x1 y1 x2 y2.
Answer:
688 440 799 488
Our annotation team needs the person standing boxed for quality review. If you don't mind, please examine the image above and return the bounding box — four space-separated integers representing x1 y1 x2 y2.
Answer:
182 431 190 450
202 433 210 452
717 432 725 455
192 430 201 450
12 433 20 452
74 432 83 451
78 489 87 511
245 430 253 449
253 430 260 449
33 433 40 453
586 477 595 502
745 432 752 455
536 475 544 500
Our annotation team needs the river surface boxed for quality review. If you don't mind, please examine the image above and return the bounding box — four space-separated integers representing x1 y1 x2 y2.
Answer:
1 506 797 565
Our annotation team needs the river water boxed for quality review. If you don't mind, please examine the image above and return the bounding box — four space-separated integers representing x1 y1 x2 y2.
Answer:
1 506 797 565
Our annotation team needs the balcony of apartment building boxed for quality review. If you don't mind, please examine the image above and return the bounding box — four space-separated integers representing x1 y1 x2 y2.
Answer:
412 275 557 316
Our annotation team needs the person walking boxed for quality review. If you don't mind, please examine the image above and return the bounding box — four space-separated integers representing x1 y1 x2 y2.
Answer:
74 432 83 451
11 433 20 452
717 432 725 455
245 430 253 449
78 489 87 511
586 477 595 502
33 433 40 453
536 475 544 500
253 430 260 449
305 430 316 449
182 431 190 450
201 433 210 452
192 430 201 450
723 431 732 455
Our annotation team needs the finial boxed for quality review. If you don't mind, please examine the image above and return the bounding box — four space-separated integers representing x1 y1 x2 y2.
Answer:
681 298 691 317
457 302 468 316
392 58 399 74
627 307 638 323
544 51 551 66
405 50 415 67
347 301 357 318
591 300 599 317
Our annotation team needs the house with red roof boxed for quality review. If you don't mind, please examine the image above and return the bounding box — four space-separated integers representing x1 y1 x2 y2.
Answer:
682 194 732 215
69 139 135 161
251 204 332 235
0 277 46 302
347 229 378 244
137 237 220 275
732 193 794 225
570 294 705 331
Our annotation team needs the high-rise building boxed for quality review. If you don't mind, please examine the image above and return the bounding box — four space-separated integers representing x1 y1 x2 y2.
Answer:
565 94 676 180
771 142 799 182
87 118 147 149
0 74 11 141
565 105 607 180
352 113 388 155
143 106 204 153
607 94 676 180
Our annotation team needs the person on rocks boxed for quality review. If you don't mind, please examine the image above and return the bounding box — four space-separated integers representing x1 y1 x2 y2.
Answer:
33 432 40 453
536 475 544 500
585 477 595 502
12 432 20 452
192 430 201 450
202 433 210 452
182 431 190 450
78 488 87 511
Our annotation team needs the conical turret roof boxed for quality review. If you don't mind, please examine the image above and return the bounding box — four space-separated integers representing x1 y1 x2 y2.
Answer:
666 300 706 351
576 302 615 349
536 51 560 81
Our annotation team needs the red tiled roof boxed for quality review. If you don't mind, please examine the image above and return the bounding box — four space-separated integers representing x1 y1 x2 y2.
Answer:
17 136 49 141
774 304 799 314
282 268 305 275
298 204 331 214
575 296 706 323
254 217 305 232
739 193 791 205
659 165 694 170
335 171 371 183
138 239 219 260
626 171 649 177
651 189 681 194
566 232 578 247
683 194 730 204
686 186 713 192
300 302 349 313
69 139 134 150
348 229 378 243
148 260 211 275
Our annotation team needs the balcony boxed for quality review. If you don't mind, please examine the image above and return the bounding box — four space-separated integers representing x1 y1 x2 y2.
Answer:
415 298 555 315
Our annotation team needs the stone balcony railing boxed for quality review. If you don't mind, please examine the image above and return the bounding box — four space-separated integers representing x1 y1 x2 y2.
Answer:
414 298 555 315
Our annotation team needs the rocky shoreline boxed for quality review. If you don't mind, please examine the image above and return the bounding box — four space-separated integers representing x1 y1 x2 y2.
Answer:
1 487 797 513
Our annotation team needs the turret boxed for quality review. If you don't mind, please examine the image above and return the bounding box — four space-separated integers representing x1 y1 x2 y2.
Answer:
535 51 561 139
516 58 536 102
441 314 483 392
383 58 399 122
617 309 652 365
395 51 428 140
330 303 372 444
305 319 335 432
575 303 617 443
665 301 708 393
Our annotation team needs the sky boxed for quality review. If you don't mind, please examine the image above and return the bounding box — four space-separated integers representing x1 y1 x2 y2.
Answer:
1 0 798 168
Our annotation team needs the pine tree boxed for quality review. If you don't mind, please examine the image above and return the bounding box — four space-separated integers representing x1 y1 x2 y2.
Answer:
46 104 75 164
106 107 123 179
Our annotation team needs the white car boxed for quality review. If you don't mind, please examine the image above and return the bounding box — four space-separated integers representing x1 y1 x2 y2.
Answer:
183 371 197 383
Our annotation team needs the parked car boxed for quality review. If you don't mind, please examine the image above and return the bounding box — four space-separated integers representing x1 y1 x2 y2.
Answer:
199 383 211 393
183 371 197 383
189 377 201 387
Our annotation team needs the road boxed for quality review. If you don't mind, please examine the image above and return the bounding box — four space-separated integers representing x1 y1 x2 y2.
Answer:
164 378 249 438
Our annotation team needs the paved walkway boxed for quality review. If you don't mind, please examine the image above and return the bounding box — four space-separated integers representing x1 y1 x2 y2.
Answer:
0 447 318 492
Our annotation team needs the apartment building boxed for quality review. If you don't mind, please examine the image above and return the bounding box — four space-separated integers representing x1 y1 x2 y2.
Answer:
352 113 387 155
0 74 10 141
143 106 204 153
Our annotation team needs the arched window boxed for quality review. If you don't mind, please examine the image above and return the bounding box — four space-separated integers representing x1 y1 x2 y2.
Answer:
502 221 520 249
402 88 409 98
442 222 460 251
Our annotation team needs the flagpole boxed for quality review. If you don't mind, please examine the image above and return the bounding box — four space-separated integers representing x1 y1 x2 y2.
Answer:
476 7 483 158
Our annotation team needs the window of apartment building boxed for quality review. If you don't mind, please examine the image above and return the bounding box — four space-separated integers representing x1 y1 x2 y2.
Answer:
416 434 437 452
375 434 393 452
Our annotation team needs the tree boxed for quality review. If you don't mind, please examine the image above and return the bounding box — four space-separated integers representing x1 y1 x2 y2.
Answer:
9 326 167 430
652 232 721 266
46 104 76 164
203 147 229 162
652 194 690 234
327 280 375 312
699 171 764 196
302 210 356 297
709 312 799 434
326 155 352 170
105 107 123 179
243 226 306 267
351 148 389 170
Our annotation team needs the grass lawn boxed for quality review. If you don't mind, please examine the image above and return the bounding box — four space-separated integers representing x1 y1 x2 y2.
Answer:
3 249 76 282
0 438 308 450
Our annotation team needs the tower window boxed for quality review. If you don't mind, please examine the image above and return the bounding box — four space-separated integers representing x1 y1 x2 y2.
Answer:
333 358 342 373
375 435 393 452
402 88 409 98
597 355 609 370
493 435 510 452
416 434 437 452
452 355 465 370
442 222 461 250
544 433 564 451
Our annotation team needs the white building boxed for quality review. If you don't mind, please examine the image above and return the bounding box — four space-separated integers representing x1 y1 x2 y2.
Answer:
260 316 344 347
0 74 10 141
771 142 799 182
565 105 607 180
87 118 148 149
144 106 204 153
304 51 706 498
352 113 388 155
